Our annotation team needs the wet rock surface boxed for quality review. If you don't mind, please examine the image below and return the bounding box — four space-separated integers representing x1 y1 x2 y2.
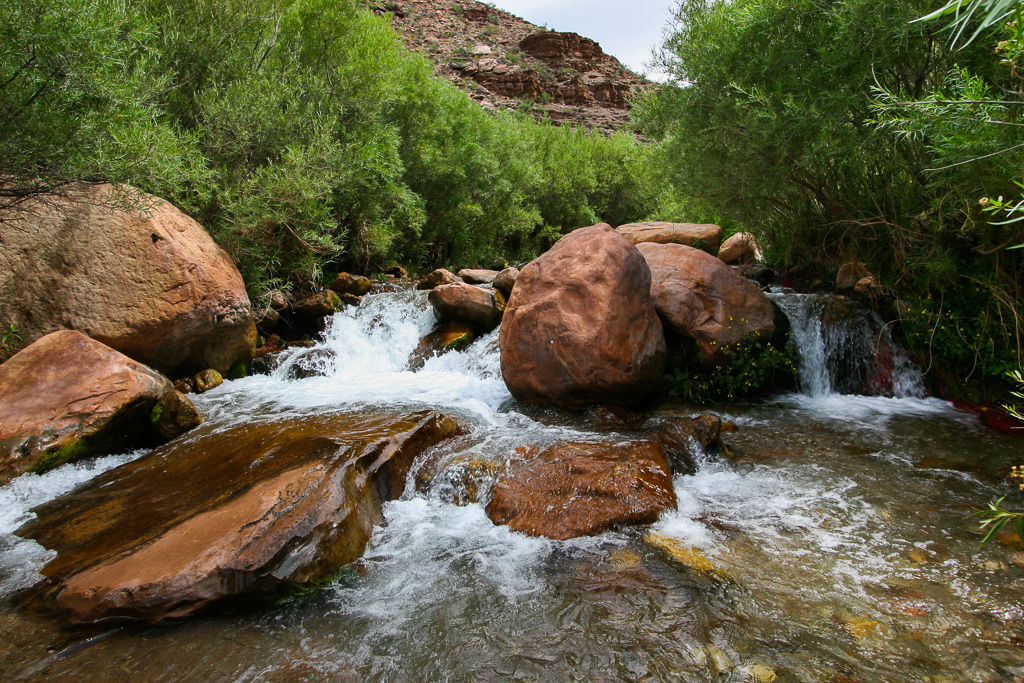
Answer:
637 242 777 367
409 321 476 370
499 223 666 406
150 390 203 442
617 222 723 254
645 413 723 475
18 410 458 624
0 331 173 485
486 440 677 540
0 184 256 376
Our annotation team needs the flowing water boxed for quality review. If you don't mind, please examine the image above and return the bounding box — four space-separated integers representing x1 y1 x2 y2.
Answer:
2 288 1023 682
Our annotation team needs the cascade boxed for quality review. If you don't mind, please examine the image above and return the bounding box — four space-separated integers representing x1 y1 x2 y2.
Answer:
769 290 925 398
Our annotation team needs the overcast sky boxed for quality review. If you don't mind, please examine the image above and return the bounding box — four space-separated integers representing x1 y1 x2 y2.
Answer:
485 0 677 80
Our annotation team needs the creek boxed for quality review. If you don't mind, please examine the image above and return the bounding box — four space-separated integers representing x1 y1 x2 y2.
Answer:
1 287 1023 682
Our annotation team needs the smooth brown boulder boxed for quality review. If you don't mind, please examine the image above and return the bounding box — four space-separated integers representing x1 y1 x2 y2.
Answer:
0 331 173 484
836 262 871 291
493 267 520 298
636 243 777 367
416 268 461 290
718 232 763 265
428 282 504 329
329 272 372 296
499 224 666 406
616 221 722 254
18 410 458 624
0 184 256 376
457 268 500 284
486 440 677 540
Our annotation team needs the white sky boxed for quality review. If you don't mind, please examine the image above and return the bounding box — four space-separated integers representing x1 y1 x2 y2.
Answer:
485 0 677 80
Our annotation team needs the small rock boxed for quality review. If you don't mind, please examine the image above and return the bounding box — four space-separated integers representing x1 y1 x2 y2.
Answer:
617 221 723 254
646 414 722 474
151 390 203 442
854 275 884 300
718 231 763 264
174 378 194 394
268 289 289 310
340 293 362 307
292 289 342 320
194 368 223 393
471 44 492 55
329 272 372 296
493 267 519 297
835 262 871 291
386 265 409 278
255 308 280 334
457 268 499 284
416 268 460 290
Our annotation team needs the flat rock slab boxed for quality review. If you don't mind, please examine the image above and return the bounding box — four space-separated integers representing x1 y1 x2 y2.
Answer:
18 410 457 624
616 221 722 254
0 330 172 485
486 440 676 540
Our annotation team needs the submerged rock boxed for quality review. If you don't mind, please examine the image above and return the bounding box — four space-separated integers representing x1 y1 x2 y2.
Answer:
18 410 458 624
616 221 722 254
0 331 173 485
637 242 777 367
499 223 666 406
409 321 476 370
645 413 723 475
428 282 504 329
486 440 676 540
0 183 256 376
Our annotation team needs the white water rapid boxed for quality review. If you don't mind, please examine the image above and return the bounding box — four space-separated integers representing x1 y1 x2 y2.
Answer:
1 286 1022 682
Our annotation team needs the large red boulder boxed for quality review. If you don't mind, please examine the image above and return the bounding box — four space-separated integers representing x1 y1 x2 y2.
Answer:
636 243 777 367
486 440 677 540
18 410 457 624
0 184 256 376
499 224 666 406
0 330 174 485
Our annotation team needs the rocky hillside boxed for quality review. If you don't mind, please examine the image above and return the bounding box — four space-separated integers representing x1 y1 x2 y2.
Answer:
372 0 650 132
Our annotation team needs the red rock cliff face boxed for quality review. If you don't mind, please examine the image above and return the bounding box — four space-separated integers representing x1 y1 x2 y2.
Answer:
377 0 650 132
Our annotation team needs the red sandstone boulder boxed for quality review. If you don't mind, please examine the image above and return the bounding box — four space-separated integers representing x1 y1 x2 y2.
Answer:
486 440 677 540
616 221 722 254
0 184 256 376
18 410 458 624
0 331 174 485
428 282 504 329
636 243 777 367
718 232 763 265
499 224 666 406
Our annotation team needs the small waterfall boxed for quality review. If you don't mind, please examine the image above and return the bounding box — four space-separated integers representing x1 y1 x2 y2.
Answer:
770 291 925 398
